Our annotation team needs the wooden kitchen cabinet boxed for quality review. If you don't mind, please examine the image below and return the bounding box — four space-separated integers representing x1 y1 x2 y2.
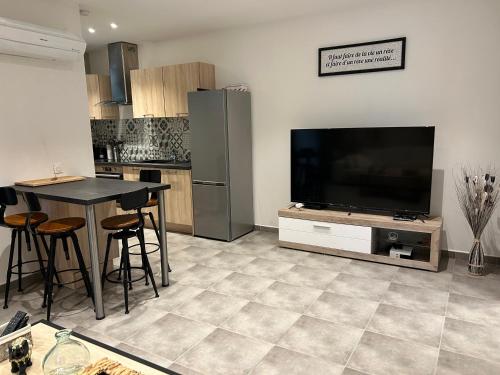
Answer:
130 67 166 118
130 62 215 118
163 62 215 117
86 74 119 120
122 166 193 233
161 169 194 231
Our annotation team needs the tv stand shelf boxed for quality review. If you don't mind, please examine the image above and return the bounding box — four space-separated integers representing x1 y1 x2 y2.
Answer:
278 208 442 272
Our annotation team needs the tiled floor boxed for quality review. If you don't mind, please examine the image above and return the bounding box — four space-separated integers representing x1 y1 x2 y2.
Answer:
3 230 500 374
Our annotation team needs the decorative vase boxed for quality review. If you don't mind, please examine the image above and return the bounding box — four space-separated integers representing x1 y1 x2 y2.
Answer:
468 238 485 276
42 329 90 375
455 168 499 277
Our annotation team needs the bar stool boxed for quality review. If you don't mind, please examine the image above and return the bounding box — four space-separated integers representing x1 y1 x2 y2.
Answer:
117 169 170 278
0 188 59 309
37 216 94 321
101 188 159 314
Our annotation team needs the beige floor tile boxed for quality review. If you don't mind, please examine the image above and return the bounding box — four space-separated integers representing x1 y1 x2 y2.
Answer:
91 305 168 341
209 272 275 300
144 282 204 311
199 251 255 270
221 302 300 343
342 369 369 375
170 245 222 263
259 246 312 263
343 260 399 281
252 346 344 375
169 363 205 375
447 293 500 326
238 257 295 279
173 290 248 326
224 240 275 256
306 292 379 328
299 252 352 271
126 313 215 361
436 350 500 375
441 318 500 363
394 267 452 291
348 331 438 375
327 273 391 301
278 265 338 289
255 281 322 313
172 264 232 288
382 282 448 315
278 315 363 365
367 303 444 347
451 274 500 300
176 328 272 375
115 342 173 369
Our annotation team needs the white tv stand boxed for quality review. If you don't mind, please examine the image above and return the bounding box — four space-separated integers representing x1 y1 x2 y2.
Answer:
278 207 442 272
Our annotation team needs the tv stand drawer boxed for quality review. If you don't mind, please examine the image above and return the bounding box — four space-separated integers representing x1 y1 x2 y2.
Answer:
279 228 372 253
279 217 371 240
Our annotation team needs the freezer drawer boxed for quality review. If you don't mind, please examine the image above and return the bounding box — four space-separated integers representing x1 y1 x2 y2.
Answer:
193 183 230 241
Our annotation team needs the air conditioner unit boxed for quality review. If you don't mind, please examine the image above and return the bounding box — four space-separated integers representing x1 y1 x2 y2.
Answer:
0 17 86 61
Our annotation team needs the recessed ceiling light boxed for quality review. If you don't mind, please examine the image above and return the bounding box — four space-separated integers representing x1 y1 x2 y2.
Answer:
110 23 118 29
88 27 95 34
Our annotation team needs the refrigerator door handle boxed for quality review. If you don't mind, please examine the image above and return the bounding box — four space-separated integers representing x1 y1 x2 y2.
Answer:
192 180 226 186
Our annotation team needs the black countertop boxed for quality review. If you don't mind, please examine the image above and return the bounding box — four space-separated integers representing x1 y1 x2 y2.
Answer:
95 160 191 170
13 177 170 205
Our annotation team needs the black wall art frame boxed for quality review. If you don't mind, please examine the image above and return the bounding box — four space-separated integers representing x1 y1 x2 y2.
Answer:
318 37 406 77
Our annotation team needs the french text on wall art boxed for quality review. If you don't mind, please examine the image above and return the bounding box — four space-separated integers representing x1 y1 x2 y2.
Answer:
319 37 405 76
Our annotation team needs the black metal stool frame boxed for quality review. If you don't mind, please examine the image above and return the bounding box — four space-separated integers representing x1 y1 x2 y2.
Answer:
0 189 61 309
102 188 159 314
42 230 94 321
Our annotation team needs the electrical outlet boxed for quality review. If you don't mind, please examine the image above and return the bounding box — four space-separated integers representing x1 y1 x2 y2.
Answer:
53 162 63 175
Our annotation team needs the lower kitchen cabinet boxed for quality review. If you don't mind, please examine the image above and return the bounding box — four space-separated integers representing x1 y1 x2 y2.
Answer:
122 166 193 234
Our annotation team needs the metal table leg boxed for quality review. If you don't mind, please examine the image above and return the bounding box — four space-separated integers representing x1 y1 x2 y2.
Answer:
85 204 105 319
157 190 170 286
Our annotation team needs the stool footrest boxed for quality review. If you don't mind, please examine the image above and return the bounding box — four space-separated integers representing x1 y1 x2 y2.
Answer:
105 267 147 284
127 242 160 255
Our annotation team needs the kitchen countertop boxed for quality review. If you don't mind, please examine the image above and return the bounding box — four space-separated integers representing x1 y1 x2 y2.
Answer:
95 160 191 170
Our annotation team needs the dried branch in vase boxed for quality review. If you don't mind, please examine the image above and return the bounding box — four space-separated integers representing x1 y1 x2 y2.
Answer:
455 167 499 275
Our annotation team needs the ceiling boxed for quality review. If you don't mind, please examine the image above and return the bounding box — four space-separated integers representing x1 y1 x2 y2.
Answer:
78 0 377 50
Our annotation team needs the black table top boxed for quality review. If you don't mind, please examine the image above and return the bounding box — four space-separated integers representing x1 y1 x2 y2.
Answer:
13 177 171 205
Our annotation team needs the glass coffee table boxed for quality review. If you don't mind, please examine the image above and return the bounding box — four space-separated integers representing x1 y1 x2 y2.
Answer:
0 320 177 374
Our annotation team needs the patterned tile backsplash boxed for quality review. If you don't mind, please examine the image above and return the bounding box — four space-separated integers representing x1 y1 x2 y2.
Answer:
91 117 191 162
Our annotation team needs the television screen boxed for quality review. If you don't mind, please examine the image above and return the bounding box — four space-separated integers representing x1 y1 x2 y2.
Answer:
291 126 435 214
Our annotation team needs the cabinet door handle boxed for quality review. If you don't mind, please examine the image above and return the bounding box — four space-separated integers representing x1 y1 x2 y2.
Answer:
143 114 154 118
313 224 331 230
176 112 189 117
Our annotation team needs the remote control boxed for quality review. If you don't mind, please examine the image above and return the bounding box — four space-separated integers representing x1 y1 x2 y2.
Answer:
1 311 28 337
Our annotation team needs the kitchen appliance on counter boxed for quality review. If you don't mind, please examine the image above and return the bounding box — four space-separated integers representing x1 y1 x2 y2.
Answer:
188 89 254 241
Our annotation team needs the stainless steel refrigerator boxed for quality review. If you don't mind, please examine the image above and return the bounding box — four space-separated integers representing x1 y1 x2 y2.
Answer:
188 89 254 241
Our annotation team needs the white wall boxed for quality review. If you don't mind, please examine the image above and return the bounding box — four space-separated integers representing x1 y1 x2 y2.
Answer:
0 0 93 276
138 0 500 254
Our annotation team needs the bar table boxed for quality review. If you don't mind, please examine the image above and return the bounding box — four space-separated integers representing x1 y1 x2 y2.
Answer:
14 177 171 319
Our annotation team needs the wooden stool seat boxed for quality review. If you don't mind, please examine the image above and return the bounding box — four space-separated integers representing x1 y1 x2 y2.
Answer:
101 214 139 230
144 198 158 207
38 217 86 235
4 212 48 228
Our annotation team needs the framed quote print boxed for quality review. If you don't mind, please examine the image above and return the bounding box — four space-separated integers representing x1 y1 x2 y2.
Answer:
318 37 406 76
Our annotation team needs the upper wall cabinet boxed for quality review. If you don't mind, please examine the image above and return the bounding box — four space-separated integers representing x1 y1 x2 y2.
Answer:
163 62 215 117
130 67 166 118
85 74 119 120
130 62 215 119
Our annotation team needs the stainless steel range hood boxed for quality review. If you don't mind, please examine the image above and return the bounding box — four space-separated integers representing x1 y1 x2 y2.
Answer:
106 42 138 105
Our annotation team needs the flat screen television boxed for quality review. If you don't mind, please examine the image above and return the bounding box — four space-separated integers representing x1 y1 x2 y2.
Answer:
291 126 435 215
